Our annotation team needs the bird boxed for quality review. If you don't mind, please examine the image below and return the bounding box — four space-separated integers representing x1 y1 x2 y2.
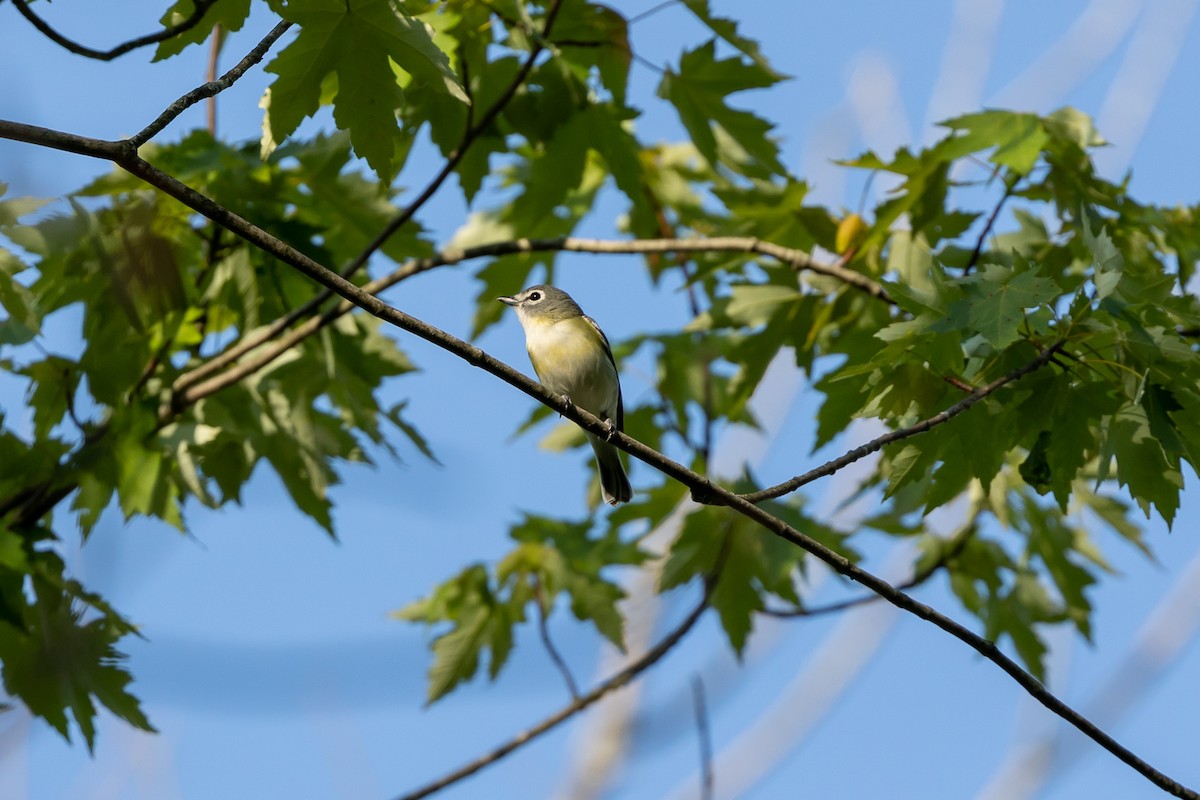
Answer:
498 285 633 505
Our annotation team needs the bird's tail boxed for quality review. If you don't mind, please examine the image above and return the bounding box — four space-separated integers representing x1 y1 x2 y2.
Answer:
589 435 632 506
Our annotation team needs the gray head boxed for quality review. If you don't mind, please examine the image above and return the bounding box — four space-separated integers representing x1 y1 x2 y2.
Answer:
498 285 584 325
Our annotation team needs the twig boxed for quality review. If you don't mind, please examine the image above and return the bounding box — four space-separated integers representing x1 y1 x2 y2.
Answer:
628 0 681 25
62 367 84 434
692 675 714 800
534 577 581 701
739 341 1065 505
762 522 976 618
0 120 1195 800
964 174 1019 274
396 591 711 800
9 0 220 62
130 21 293 147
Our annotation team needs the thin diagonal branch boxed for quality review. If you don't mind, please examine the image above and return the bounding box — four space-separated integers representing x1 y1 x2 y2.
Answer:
739 340 1066 505
964 174 1020 274
397 591 711 800
762 521 976 619
130 21 292 147
1 119 1195 800
534 578 581 701
9 0 220 61
173 0 566 392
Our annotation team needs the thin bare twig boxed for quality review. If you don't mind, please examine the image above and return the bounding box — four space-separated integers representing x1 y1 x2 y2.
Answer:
739 340 1066 505
762 522 976 618
130 21 292 147
397 591 711 800
534 578 581 701
964 174 1019 274
9 0 221 61
628 0 681 25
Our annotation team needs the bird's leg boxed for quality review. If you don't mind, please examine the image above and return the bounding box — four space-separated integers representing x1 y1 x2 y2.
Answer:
601 416 617 442
558 394 573 418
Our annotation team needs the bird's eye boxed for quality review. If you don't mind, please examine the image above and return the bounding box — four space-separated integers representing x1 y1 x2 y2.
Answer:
529 291 542 301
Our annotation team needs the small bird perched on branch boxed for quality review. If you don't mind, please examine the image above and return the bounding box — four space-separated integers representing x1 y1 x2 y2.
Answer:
499 285 632 505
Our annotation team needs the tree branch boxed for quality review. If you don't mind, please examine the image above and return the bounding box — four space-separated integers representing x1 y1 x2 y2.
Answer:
130 21 292 147
0 121 1194 800
9 0 221 61
964 173 1019 274
762 521 976 619
534 577 581 701
397 590 711 800
739 340 1065 505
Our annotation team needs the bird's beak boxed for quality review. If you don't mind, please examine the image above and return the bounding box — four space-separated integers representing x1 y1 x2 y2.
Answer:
497 295 518 306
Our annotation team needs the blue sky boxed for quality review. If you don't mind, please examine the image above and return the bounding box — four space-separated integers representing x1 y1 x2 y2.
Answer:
1 1 1199 799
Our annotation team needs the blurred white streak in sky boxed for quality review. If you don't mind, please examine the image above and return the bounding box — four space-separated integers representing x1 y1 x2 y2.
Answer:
75 724 181 800
990 0 1143 111
923 0 1005 139
1095 0 1200 176
0 713 31 799
847 53 913 159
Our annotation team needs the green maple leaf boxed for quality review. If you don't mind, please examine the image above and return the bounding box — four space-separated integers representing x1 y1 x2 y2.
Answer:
1081 217 1124 300
425 607 489 703
661 506 806 656
263 0 466 180
1111 402 1183 526
679 0 787 80
154 0 253 61
963 263 1059 348
657 40 785 177
394 564 522 704
938 110 1050 175
0 586 153 751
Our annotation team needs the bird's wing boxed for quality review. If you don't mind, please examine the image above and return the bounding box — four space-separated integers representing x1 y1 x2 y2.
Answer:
583 314 623 431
